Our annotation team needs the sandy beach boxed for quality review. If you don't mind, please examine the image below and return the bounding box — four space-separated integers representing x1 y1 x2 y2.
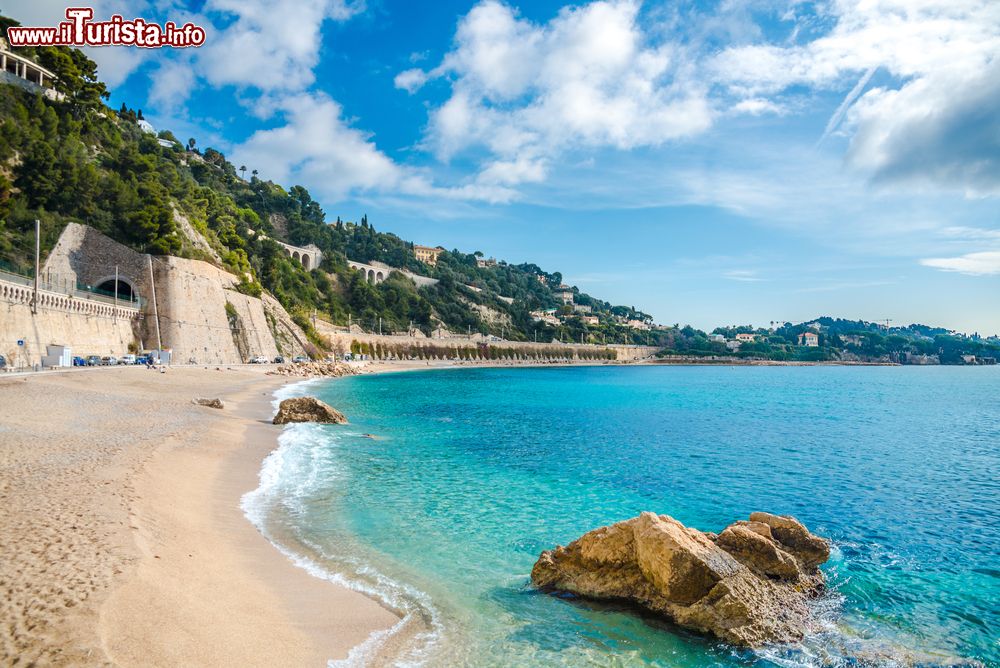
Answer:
0 365 399 666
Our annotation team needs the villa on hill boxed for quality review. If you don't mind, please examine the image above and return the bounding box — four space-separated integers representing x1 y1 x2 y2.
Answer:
414 245 444 266
798 331 820 347
0 39 64 101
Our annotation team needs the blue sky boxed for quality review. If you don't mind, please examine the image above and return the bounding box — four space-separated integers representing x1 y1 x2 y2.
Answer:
9 0 1000 334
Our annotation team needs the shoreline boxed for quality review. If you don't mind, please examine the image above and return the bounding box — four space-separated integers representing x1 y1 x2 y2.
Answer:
2 361 985 666
0 366 400 666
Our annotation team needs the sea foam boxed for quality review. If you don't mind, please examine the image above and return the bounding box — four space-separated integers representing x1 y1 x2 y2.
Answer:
242 382 443 666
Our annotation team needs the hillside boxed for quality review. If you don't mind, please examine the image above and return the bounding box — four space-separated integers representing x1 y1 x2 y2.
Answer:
0 24 660 350
657 317 1000 365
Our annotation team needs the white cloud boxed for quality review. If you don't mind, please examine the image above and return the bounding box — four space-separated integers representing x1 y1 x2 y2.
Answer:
408 0 712 185
731 97 785 116
197 0 364 92
712 0 1000 193
230 92 516 203
921 252 1000 276
846 61 1000 195
394 68 428 94
231 92 406 196
148 59 196 111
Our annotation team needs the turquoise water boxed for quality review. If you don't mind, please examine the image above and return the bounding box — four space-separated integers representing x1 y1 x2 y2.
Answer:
246 366 1000 666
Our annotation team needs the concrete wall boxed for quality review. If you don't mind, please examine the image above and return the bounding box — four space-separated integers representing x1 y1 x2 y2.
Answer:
0 278 139 367
35 223 311 364
313 320 658 362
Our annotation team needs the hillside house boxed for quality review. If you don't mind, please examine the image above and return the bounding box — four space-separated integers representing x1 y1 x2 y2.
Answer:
798 331 819 347
414 245 444 266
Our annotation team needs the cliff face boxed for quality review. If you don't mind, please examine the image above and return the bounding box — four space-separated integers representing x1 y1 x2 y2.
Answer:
12 222 311 365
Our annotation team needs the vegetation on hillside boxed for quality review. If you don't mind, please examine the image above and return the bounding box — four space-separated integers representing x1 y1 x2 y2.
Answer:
1 25 994 363
0 24 659 345
656 318 1000 364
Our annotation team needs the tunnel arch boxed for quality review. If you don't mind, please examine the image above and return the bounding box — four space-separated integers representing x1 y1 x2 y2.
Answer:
95 276 139 302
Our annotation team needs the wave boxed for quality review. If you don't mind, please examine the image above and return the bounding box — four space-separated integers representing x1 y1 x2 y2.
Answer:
241 387 444 666
270 377 326 413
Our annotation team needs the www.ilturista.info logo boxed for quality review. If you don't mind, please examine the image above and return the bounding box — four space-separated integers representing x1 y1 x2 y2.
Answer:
6 8 206 48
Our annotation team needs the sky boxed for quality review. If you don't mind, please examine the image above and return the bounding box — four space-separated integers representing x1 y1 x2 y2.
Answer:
7 0 1000 335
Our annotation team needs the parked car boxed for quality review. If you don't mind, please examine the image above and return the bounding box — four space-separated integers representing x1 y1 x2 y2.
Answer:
293 355 309 364
273 355 286 364
0 354 6 370
72 356 87 367
250 355 269 364
119 354 136 365
135 355 149 366
86 355 101 366
100 356 118 366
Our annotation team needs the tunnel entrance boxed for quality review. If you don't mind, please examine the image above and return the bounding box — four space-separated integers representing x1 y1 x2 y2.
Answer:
96 278 137 301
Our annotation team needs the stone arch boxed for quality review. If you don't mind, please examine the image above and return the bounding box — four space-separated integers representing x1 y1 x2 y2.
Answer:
95 276 139 302
376 271 384 282
302 253 311 270
292 250 300 264
367 269 375 283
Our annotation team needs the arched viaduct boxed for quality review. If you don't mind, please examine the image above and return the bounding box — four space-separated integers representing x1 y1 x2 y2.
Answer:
276 241 323 270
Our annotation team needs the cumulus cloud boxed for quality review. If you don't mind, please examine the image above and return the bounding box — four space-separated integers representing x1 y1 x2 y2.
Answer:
231 92 409 197
191 0 363 94
405 0 712 185
921 252 1000 276
846 61 1000 195
230 92 516 203
148 59 197 111
711 0 1000 193
394 68 428 93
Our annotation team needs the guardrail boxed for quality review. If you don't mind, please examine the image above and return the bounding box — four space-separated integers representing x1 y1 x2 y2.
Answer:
0 264 144 309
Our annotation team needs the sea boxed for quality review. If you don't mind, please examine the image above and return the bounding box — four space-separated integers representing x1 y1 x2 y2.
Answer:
242 365 999 667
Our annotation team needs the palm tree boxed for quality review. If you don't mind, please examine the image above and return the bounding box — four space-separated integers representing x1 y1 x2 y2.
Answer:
239 165 247 180
187 137 196 151
251 169 258 181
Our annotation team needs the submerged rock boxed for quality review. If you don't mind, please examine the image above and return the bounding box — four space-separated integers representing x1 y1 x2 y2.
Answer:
530 511 830 648
272 397 347 425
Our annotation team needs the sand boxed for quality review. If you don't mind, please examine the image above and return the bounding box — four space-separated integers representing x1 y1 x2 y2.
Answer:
0 366 398 666
0 357 627 666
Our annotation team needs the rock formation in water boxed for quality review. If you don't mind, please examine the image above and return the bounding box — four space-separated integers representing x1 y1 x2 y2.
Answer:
272 397 347 424
530 511 830 648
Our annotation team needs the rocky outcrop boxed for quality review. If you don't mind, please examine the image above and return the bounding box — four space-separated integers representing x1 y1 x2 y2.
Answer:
272 397 347 424
268 361 359 378
530 511 830 648
192 397 225 409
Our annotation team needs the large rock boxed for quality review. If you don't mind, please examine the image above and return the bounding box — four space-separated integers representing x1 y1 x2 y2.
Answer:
531 511 830 647
272 397 347 424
